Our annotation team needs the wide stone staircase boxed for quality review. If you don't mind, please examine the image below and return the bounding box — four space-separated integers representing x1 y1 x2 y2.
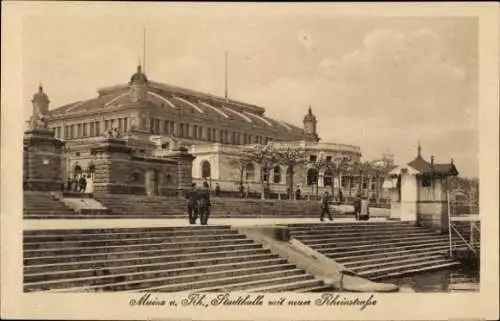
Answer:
24 192 75 218
23 225 332 293
24 191 111 219
286 221 475 281
24 193 327 219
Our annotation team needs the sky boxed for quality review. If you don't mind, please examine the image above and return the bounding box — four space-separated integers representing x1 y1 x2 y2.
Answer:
20 5 479 178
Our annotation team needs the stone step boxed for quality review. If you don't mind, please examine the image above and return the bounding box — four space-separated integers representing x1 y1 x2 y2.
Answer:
341 249 449 269
23 226 231 237
298 232 438 245
290 226 437 238
25 233 246 250
320 238 451 256
25 255 285 283
24 248 273 273
244 278 327 293
24 238 255 257
289 226 420 235
24 243 262 263
351 254 446 273
358 258 458 280
287 222 408 228
369 261 460 281
134 268 306 293
303 234 447 251
37 264 300 293
178 274 316 293
333 244 461 264
25 229 240 243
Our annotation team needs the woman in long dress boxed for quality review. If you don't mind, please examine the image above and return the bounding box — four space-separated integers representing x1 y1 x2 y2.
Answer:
85 175 94 194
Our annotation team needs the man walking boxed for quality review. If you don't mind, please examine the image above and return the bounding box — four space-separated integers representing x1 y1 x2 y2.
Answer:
198 181 211 225
186 183 198 224
320 191 333 222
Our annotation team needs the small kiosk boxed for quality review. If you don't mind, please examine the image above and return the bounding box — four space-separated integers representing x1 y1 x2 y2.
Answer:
388 144 458 233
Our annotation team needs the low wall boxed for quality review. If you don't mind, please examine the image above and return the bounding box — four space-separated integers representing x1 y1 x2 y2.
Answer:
212 198 322 217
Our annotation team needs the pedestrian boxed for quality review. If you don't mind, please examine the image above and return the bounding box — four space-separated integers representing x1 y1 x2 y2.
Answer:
354 193 362 220
198 181 211 225
70 175 78 192
320 191 333 222
66 177 72 191
79 174 87 193
239 183 245 199
215 183 221 197
186 183 198 224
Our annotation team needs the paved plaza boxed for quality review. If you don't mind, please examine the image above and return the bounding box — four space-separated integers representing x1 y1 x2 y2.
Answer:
23 217 389 230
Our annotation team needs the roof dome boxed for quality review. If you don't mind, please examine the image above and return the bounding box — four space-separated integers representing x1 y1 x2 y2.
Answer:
32 85 49 103
303 106 316 122
129 65 148 85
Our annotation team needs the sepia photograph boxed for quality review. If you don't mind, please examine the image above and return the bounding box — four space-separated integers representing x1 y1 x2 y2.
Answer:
1 2 498 320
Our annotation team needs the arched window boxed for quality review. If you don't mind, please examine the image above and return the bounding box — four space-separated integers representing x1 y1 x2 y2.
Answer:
273 166 282 184
201 161 211 178
323 169 333 186
307 168 318 186
245 163 255 181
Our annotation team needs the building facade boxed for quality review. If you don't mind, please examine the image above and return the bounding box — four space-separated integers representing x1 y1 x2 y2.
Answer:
34 65 392 200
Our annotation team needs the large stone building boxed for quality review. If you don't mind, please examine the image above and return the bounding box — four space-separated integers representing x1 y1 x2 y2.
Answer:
34 64 392 199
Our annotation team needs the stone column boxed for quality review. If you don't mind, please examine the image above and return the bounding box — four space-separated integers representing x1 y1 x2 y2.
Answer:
165 147 195 196
24 127 65 191
90 138 134 194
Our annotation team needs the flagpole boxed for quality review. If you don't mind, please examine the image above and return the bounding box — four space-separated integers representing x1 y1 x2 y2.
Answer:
143 27 146 73
225 50 228 101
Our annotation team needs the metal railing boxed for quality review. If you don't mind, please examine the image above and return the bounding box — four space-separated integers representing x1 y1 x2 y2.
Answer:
447 190 480 259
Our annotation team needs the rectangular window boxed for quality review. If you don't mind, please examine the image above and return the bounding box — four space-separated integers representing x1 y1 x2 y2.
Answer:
95 121 100 136
77 124 82 137
89 123 94 136
150 118 154 133
326 156 332 162
309 155 317 162
193 125 198 139
82 123 87 137
104 120 109 130
207 127 212 141
118 118 123 132
185 124 190 138
124 118 128 132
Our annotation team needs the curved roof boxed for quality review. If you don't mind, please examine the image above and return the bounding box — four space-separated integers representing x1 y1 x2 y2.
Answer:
48 78 305 138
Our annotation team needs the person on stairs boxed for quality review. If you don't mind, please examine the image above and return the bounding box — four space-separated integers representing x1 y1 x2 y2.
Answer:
320 191 333 222
186 183 199 224
354 193 362 220
198 181 212 225
78 175 87 193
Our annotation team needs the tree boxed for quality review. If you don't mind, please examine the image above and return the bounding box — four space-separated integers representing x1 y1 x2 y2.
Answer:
228 156 250 186
273 145 307 200
353 160 374 197
240 143 278 199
